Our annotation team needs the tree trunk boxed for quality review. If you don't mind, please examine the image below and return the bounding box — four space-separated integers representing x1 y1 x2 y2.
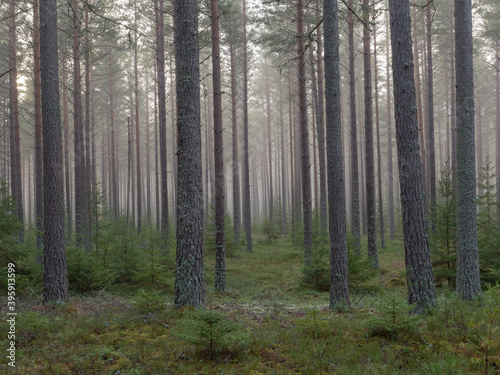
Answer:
265 58 273 223
412 6 426 196
242 0 252 251
40 0 69 303
389 0 436 312
211 0 226 291
174 0 206 307
34 0 43 254
279 75 287 236
84 8 92 239
155 0 169 242
385 9 395 241
347 0 360 250
108 47 118 220
454 0 482 300
373 20 385 250
324 0 350 309
229 19 240 243
297 0 313 265
426 3 436 230
62 55 71 233
145 78 151 223
9 0 24 241
73 0 89 249
134 8 142 234
362 0 378 268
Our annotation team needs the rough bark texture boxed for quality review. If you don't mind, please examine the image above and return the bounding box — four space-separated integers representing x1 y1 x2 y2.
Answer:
454 0 482 300
156 0 169 241
174 0 205 308
40 0 69 303
211 0 226 292
389 0 436 312
297 0 313 265
242 0 252 251
362 0 378 268
324 0 350 309
265 58 273 223
34 0 44 252
348 0 360 249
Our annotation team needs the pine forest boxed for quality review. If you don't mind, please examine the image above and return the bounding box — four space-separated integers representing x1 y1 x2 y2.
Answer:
0 0 499 373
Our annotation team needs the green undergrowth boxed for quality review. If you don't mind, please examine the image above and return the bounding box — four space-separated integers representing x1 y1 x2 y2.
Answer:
1 231 499 374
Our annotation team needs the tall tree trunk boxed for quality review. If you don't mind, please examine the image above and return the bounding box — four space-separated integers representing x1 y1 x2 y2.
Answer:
362 0 378 268
426 3 436 230
145 78 151 223
324 0 350 308
449 0 457 187
279 75 287 236
315 0 327 234
348 0 360 248
134 8 142 234
242 0 252 250
62 55 71 233
73 0 89 249
455 0 481 300
154 64 160 230
84 8 92 239
297 0 313 265
108 47 118 220
9 0 24 241
496 39 500 221
229 19 240 243
385 9 395 241
155 0 169 241
265 58 273 223
174 0 206 307
389 0 436 312
34 0 43 253
373 20 385 250
211 0 226 291
169 56 177 223
40 0 69 303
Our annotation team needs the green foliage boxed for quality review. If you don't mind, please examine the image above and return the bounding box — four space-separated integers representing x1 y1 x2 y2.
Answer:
204 209 239 257
302 231 376 292
130 289 166 313
66 245 116 293
431 160 457 286
0 182 22 263
366 293 423 340
295 308 333 339
135 227 170 288
477 159 500 284
260 218 278 243
175 307 242 360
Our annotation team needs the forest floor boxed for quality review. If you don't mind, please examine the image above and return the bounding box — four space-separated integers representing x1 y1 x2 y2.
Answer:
1 233 499 374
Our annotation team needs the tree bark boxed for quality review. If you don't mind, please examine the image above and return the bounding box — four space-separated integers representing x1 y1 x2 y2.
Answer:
174 0 206 307
40 0 69 303
324 0 350 308
348 0 360 248
9 0 24 241
242 0 252 250
211 0 226 291
156 0 169 241
134 7 142 234
454 0 482 300
297 0 313 265
389 0 436 312
362 0 378 268
229 19 240 243
426 3 436 229
34 0 43 253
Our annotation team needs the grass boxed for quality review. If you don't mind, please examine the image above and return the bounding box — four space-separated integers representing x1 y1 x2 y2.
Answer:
1 233 499 374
